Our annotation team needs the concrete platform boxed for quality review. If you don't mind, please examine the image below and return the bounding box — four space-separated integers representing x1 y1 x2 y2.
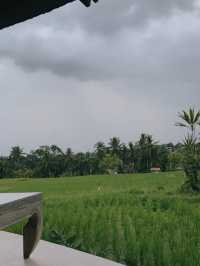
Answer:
0 231 123 266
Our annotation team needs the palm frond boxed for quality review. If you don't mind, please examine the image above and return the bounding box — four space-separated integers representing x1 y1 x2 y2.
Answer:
189 108 195 123
177 108 200 131
194 111 200 123
178 111 190 124
183 134 197 146
175 122 187 128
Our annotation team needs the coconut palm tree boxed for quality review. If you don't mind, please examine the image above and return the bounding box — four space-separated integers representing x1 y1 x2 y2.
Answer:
176 108 200 142
176 108 200 192
109 137 121 156
94 142 106 159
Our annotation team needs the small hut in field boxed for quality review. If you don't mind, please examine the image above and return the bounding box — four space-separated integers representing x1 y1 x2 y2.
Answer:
151 167 161 173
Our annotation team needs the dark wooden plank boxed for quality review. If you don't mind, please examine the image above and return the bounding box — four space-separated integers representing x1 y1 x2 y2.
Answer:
0 0 99 30
0 193 42 229
0 193 43 259
23 208 43 259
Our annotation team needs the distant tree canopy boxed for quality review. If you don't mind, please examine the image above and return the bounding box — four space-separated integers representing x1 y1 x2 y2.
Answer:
0 134 184 179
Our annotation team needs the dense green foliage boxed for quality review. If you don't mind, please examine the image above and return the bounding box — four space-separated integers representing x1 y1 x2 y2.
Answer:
176 108 200 192
3 171 200 266
0 135 183 179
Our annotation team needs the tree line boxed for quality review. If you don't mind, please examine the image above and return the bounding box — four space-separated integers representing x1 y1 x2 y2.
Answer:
0 134 184 179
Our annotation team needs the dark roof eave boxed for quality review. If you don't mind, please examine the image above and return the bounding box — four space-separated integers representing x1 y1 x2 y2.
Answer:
0 0 99 30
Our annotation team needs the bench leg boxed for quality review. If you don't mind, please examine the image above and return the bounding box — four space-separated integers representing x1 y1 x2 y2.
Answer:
23 208 43 259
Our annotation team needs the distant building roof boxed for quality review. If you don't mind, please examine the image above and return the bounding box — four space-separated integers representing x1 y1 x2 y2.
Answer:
151 167 161 172
0 0 99 30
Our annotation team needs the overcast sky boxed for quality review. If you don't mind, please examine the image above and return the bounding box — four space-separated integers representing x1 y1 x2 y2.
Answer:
0 0 200 154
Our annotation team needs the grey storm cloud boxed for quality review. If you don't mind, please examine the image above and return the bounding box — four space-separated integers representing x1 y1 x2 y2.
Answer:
0 0 199 80
30 0 197 34
0 0 200 153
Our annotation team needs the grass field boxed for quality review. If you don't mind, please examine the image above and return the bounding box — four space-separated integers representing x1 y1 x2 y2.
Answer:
2 172 200 266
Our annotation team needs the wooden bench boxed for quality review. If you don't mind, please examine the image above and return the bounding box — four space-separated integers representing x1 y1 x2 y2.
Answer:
0 193 43 259
0 193 124 265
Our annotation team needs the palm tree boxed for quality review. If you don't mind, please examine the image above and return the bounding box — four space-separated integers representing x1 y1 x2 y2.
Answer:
137 134 157 172
176 108 200 192
109 137 121 156
50 145 64 156
9 146 25 171
65 148 74 176
146 135 155 170
94 142 106 159
176 108 200 142
9 146 24 162
66 148 73 157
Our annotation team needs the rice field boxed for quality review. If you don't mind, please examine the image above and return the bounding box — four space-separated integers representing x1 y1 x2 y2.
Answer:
2 171 200 266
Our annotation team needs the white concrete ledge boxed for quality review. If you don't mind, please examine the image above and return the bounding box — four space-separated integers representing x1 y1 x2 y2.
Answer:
0 231 124 266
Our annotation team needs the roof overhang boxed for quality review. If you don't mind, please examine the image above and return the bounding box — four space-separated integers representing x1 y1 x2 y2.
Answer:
0 0 99 30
